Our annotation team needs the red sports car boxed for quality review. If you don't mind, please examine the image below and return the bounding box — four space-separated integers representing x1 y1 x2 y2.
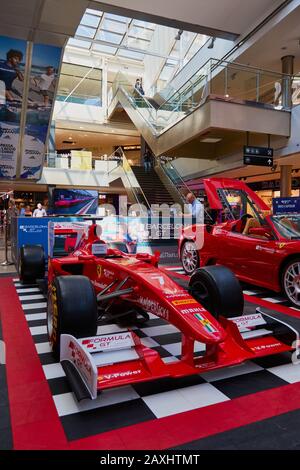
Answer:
19 221 298 400
179 178 300 307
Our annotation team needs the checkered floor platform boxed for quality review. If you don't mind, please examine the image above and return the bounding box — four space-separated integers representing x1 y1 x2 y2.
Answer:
13 277 300 442
163 266 300 311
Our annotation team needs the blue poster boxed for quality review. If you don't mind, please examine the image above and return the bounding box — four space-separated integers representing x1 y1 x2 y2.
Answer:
0 35 27 178
21 43 62 179
273 197 300 214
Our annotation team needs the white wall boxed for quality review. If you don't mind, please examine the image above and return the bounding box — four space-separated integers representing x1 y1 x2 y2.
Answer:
143 25 176 93
53 101 105 124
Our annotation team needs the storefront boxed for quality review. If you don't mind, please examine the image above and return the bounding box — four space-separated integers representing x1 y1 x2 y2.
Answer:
248 178 300 207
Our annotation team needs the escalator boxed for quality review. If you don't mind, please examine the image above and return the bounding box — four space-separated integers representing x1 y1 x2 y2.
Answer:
108 59 291 157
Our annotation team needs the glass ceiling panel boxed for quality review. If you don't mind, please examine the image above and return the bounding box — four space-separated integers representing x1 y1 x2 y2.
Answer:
132 19 155 29
92 43 117 55
69 7 212 75
128 25 153 40
76 25 96 39
68 38 91 49
86 9 102 16
81 13 100 28
101 18 128 34
118 49 145 61
105 13 129 23
126 37 150 50
96 30 123 44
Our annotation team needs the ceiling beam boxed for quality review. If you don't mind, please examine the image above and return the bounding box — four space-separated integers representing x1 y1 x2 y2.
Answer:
90 1 239 41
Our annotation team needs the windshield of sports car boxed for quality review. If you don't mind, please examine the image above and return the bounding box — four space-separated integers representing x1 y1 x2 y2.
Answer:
216 189 268 223
271 215 300 239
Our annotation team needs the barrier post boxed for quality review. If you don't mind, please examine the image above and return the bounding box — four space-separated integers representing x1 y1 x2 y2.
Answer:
1 211 13 266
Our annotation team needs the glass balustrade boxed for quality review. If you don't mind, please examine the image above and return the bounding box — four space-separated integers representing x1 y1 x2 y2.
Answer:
109 59 292 136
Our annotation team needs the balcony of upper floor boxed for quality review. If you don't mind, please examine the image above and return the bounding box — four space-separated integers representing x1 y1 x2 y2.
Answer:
107 59 293 158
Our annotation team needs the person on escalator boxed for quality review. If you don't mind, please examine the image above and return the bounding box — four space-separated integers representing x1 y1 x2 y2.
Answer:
143 148 152 173
134 78 145 96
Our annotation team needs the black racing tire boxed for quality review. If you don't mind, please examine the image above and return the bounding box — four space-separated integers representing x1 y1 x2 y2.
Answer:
180 240 200 275
47 275 98 359
188 265 244 318
19 245 45 284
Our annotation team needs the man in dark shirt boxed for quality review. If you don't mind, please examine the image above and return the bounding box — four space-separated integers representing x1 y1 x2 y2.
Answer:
0 49 24 102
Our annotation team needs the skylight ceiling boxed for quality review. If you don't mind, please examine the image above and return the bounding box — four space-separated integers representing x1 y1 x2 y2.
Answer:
68 8 156 62
68 7 209 67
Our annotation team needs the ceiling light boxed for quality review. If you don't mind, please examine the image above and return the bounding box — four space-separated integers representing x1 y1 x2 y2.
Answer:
200 137 222 143
207 37 216 49
175 30 183 41
79 126 84 129
68 136 72 140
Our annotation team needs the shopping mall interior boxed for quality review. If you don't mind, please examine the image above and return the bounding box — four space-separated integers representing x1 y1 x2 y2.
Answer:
2 0 300 455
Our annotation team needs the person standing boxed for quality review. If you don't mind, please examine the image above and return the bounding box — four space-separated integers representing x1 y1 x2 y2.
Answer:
134 78 144 96
185 192 204 221
143 148 152 173
19 203 25 216
24 205 32 217
0 49 24 102
33 203 47 217
34 66 55 106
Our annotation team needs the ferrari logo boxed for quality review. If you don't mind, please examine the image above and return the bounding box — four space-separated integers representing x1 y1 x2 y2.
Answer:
278 243 286 249
97 265 102 278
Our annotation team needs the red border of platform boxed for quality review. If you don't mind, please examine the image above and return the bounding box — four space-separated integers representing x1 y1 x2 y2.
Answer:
2 276 300 450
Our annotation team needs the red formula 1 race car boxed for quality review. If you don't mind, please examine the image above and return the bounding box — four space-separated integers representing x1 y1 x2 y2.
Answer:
19 222 298 401
180 178 300 308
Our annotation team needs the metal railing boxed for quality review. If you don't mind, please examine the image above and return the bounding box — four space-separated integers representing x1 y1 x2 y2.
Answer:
107 147 151 213
109 59 293 137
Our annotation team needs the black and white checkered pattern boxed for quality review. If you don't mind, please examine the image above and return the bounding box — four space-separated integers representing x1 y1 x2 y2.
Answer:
164 266 300 312
13 277 300 442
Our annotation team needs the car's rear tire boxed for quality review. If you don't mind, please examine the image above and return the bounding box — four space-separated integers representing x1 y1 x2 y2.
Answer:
282 257 300 308
47 275 98 359
181 240 200 275
188 266 244 319
19 245 45 284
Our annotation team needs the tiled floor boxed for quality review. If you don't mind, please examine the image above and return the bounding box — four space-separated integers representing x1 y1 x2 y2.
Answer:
14 277 300 443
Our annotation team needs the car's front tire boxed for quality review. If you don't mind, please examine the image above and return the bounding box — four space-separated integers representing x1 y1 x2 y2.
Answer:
180 240 200 275
19 245 45 283
47 275 98 359
282 257 300 308
188 265 244 318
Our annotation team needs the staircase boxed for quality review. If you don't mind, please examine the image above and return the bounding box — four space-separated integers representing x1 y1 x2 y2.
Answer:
131 166 175 206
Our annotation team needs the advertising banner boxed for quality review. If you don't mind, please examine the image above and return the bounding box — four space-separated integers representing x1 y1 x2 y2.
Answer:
20 43 62 179
70 150 93 170
0 35 27 179
273 197 300 214
53 189 98 215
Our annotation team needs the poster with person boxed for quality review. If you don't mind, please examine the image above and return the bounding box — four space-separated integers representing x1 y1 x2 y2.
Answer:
0 35 27 178
20 43 62 179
